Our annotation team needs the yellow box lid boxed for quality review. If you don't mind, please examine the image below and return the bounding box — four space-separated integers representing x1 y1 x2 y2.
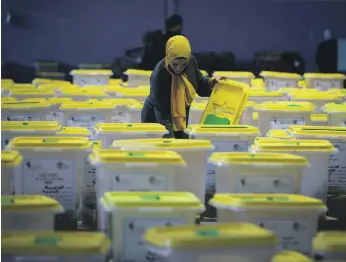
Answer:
323 102 346 113
260 71 301 79
251 78 264 86
213 71 255 78
248 90 284 97
200 70 208 76
60 90 108 97
12 84 36 89
290 92 340 101
1 97 17 102
254 101 315 112
2 101 52 109
56 127 91 136
145 223 276 249
88 98 140 105
209 152 308 166
8 137 92 149
191 103 207 110
103 191 203 208
254 137 282 143
94 123 167 133
252 139 335 152
266 130 294 139
117 89 149 97
109 78 122 85
70 69 113 75
186 125 261 135
112 138 214 150
124 69 152 76
287 126 346 138
210 194 326 209
89 149 184 164
277 87 301 93
60 101 114 109
126 103 143 109
22 97 73 104
272 251 313 262
2 121 61 131
2 231 110 255
245 101 257 107
1 195 62 212
311 114 328 122
304 73 346 80
2 79 14 85
32 78 53 84
1 150 23 166
313 232 346 252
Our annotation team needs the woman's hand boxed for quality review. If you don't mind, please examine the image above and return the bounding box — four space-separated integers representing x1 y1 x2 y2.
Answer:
209 76 228 89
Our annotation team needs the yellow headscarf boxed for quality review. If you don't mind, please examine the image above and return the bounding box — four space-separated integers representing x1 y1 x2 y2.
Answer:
165 35 197 131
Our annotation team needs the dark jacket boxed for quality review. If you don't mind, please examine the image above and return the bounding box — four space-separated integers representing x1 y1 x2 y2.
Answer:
142 56 211 125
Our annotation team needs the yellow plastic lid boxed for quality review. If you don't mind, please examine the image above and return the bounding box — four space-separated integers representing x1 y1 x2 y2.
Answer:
2 79 14 85
10 90 56 96
60 90 108 97
254 137 282 143
290 92 340 101
1 121 61 131
94 123 167 133
1 101 52 109
251 78 264 86
56 127 91 136
87 98 140 105
186 125 260 135
2 231 110 255
324 102 346 113
89 149 184 164
277 87 301 93
1 97 17 102
209 152 308 166
254 101 315 112
12 84 36 89
252 139 335 152
60 101 114 109
70 69 113 75
1 195 62 212
109 78 122 85
287 126 346 138
112 138 214 150
191 103 207 110
260 71 301 79
1 150 23 167
117 90 149 97
124 69 152 76
22 97 73 104
272 251 313 262
248 90 284 97
253 112 258 120
145 223 276 249
245 101 256 108
8 137 92 149
200 70 208 76
311 114 328 122
304 73 346 80
313 232 346 252
103 191 203 208
213 71 255 78
126 103 143 109
267 130 294 139
210 194 326 209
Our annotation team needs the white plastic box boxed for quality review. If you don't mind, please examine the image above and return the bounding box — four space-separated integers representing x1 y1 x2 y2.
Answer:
185 125 260 194
126 103 143 123
145 223 278 262
101 191 204 262
313 232 346 261
210 193 326 256
253 102 315 135
1 151 23 195
260 71 301 91
209 152 308 194
323 103 346 126
189 103 207 124
248 90 288 103
1 195 63 231
213 71 255 85
124 69 152 87
240 101 257 125
303 73 346 90
2 231 111 262
251 139 336 203
116 88 149 103
289 92 341 113
111 138 215 203
95 123 168 148
70 69 113 86
7 136 92 214
1 121 61 150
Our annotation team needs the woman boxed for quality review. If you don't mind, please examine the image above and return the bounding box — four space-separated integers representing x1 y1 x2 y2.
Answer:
141 35 223 138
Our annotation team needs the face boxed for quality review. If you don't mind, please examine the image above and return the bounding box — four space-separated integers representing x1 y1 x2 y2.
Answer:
169 57 188 75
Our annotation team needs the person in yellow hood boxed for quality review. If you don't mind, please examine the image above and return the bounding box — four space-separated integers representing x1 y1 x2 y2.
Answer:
141 35 225 138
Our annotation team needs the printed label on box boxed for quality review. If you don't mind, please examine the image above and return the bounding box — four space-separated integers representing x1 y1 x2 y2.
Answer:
83 157 96 204
111 173 168 191
67 114 104 133
5 114 39 121
110 112 131 123
328 142 346 192
22 158 75 210
270 117 305 130
236 175 293 193
46 111 64 124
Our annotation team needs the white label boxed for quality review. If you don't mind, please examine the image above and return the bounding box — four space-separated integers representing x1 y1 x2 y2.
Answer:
84 157 96 204
236 175 293 193
110 112 131 123
5 114 39 121
328 142 346 192
22 158 75 210
256 219 311 255
67 114 104 133
206 140 249 193
112 173 168 191
123 218 184 262
45 111 64 124
270 117 305 130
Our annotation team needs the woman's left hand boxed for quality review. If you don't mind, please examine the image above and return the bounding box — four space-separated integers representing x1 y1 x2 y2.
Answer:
209 76 228 89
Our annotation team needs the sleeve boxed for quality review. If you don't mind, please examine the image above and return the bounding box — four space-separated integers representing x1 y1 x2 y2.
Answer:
192 57 213 97
150 63 173 125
